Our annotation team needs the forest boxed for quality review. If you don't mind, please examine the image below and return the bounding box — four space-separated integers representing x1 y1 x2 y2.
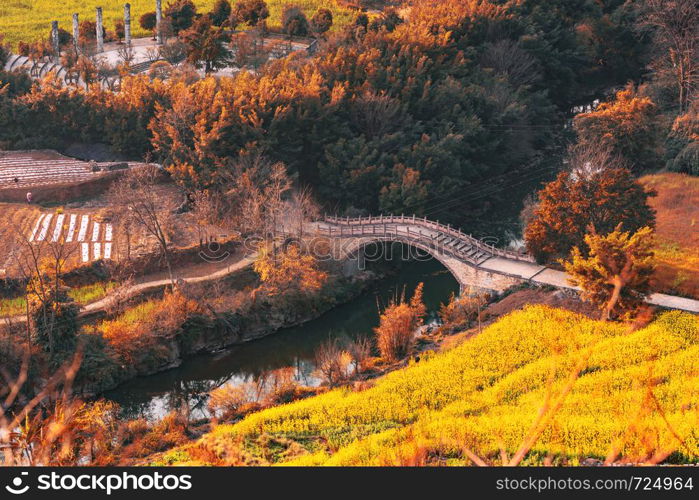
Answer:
2 0 694 231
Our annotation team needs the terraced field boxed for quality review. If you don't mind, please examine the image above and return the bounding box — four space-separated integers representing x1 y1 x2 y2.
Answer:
0 151 97 189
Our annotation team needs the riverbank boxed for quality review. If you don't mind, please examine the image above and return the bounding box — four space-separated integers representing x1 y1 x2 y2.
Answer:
71 265 383 397
105 257 461 419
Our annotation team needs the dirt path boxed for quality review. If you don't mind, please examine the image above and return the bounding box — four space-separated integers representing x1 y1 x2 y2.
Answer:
82 253 257 314
1 253 257 325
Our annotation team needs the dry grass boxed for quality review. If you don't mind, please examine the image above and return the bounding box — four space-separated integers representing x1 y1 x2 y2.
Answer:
640 173 699 298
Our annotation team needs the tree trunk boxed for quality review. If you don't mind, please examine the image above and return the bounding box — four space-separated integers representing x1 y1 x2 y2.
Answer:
603 275 624 321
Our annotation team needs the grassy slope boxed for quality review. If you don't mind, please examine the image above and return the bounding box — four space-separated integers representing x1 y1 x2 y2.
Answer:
0 0 354 48
165 305 698 465
0 282 117 316
640 173 699 299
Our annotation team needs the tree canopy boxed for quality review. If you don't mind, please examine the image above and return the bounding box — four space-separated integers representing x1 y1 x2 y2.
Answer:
525 166 656 263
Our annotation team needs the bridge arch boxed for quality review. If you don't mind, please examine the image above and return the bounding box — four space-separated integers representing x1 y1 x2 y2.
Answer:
336 235 523 295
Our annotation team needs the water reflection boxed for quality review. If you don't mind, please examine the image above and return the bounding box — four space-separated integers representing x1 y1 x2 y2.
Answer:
105 257 459 420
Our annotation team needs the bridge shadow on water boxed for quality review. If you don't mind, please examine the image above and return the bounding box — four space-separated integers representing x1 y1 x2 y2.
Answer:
105 249 459 421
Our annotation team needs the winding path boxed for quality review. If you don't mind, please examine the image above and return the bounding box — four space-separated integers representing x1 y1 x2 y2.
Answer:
2 214 698 328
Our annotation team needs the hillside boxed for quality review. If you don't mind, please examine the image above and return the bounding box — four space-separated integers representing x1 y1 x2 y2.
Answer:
156 305 699 466
641 173 699 299
0 0 354 48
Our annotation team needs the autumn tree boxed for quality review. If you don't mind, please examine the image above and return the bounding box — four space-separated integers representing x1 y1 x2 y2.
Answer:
310 8 333 36
525 160 656 263
231 0 270 29
210 0 232 26
78 20 106 47
564 226 655 320
573 86 662 171
165 0 198 35
374 283 426 362
253 243 328 297
180 15 231 73
282 6 309 38
140 12 158 38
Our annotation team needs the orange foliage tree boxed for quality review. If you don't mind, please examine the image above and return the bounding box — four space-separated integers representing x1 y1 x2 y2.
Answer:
524 166 656 263
253 243 328 297
374 283 426 362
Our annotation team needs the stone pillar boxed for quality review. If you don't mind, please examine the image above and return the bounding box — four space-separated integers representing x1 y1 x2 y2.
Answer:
156 0 164 45
72 13 80 52
51 21 60 62
124 3 132 45
96 7 104 53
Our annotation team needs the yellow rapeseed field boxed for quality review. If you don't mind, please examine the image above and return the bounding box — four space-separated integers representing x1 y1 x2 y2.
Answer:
187 305 698 465
0 0 354 48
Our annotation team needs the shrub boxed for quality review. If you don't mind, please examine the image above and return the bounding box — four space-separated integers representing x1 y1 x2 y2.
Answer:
140 12 158 33
281 5 309 37
314 338 353 386
208 382 259 419
375 283 425 362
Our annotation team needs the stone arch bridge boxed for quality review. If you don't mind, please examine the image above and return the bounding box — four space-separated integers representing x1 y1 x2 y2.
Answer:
313 215 699 313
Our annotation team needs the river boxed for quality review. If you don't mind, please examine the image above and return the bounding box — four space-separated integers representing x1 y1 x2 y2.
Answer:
104 254 460 421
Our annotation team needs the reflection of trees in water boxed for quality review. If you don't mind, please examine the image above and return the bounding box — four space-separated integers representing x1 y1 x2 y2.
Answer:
166 375 233 419
112 259 460 420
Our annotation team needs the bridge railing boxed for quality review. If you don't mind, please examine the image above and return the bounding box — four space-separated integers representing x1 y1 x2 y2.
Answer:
322 214 535 263
319 220 487 265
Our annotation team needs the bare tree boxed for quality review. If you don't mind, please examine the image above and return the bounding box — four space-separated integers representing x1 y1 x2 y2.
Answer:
566 143 627 180
480 39 539 87
314 337 351 386
348 336 372 376
642 0 699 112
288 185 320 238
12 225 79 359
108 166 178 284
117 43 135 68
222 153 292 238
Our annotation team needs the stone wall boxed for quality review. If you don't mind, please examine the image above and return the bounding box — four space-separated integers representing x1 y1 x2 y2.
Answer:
0 171 125 204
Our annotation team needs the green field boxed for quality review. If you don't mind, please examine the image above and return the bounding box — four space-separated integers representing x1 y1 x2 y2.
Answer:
0 281 117 316
0 0 354 48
